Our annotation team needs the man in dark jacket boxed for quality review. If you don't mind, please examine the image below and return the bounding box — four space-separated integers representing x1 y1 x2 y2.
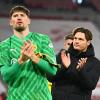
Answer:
51 27 100 100
51 34 73 98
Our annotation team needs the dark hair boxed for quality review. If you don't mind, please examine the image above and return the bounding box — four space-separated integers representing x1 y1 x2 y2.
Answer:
64 34 74 41
9 5 30 17
72 27 93 41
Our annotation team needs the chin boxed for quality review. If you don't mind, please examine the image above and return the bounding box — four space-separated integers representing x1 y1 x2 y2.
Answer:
74 47 80 50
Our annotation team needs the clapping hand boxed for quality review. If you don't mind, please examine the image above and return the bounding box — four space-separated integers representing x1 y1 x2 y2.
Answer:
61 50 71 68
18 40 36 64
76 58 87 71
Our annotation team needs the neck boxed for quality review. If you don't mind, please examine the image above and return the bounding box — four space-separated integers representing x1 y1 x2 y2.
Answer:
13 29 30 38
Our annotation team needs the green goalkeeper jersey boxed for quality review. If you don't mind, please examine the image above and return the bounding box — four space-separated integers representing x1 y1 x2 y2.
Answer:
0 32 57 100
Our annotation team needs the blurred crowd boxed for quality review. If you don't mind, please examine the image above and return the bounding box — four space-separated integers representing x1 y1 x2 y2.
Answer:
0 81 7 100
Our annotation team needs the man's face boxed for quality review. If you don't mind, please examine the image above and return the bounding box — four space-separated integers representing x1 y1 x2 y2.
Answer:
64 39 73 50
73 32 90 52
10 11 30 32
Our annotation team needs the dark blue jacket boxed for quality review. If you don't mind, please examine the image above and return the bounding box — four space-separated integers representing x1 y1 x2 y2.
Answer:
50 44 100 100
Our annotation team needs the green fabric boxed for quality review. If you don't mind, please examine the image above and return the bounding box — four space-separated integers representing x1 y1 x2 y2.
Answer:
0 62 21 82
0 32 57 100
37 59 57 75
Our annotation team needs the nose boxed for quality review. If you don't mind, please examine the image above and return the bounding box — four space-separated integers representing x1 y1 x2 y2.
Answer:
74 39 80 44
17 15 22 19
17 17 22 21
18 16 21 19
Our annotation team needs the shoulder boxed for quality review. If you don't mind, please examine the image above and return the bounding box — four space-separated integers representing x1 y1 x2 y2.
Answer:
93 57 100 64
88 57 100 66
91 57 100 62
0 38 11 58
0 38 11 50
32 32 50 40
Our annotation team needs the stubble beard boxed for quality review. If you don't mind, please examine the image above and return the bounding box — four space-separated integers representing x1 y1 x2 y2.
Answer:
15 26 25 32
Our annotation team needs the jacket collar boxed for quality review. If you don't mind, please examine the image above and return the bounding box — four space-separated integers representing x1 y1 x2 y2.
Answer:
68 43 95 58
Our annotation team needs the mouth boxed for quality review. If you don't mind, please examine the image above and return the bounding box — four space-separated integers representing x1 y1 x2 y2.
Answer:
74 44 80 48
17 22 23 25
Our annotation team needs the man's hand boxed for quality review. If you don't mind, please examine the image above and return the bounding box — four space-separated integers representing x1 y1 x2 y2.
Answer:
61 50 71 68
76 58 87 71
18 40 37 64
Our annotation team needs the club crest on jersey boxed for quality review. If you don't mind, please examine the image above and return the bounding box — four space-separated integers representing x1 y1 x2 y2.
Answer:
11 58 17 64
49 43 53 48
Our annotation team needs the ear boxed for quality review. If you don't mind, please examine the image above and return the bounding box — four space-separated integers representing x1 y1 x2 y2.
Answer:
87 40 91 46
10 19 13 26
28 18 31 25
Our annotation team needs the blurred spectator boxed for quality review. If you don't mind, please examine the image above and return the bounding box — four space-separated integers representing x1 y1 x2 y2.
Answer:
0 93 6 100
0 81 7 100
11 0 25 4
